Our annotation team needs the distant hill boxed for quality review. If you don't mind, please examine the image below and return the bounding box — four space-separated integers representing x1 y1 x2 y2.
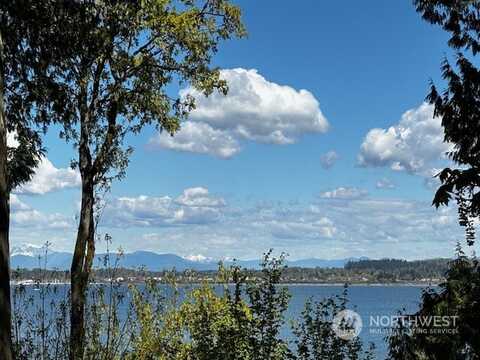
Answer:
10 245 367 271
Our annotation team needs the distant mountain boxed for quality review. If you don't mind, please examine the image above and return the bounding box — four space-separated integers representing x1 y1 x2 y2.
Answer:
95 251 217 272
11 243 48 258
10 246 368 271
11 244 72 270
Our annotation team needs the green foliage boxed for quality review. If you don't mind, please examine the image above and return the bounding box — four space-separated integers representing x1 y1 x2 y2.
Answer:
414 0 480 245
39 0 246 186
127 252 292 360
125 252 374 360
345 258 449 281
393 4 480 356
0 2 66 189
387 246 480 359
414 0 480 54
245 252 292 359
293 286 375 360
33 3 246 356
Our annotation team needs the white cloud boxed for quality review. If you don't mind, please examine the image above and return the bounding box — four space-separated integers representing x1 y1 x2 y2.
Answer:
134 194 460 260
320 187 368 200
10 194 30 211
151 122 241 159
151 68 329 157
9 187 465 260
103 187 226 227
320 150 339 169
16 157 80 195
184 254 214 263
8 132 79 195
175 187 226 207
265 217 337 240
10 195 72 229
10 243 46 257
358 103 452 174
376 178 395 189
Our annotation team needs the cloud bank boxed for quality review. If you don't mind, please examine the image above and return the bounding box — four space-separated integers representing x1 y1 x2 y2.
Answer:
9 185 462 260
102 187 226 227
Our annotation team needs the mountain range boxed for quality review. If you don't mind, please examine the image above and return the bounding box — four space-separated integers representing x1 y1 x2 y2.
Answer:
10 244 368 271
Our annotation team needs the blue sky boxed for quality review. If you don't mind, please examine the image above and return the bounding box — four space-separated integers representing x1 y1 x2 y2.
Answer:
9 1 477 261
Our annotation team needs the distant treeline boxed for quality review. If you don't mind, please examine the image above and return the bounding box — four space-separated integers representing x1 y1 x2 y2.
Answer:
12 258 451 284
345 258 450 278
345 258 451 271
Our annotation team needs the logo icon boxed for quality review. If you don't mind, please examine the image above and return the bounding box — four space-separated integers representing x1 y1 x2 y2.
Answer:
332 309 363 340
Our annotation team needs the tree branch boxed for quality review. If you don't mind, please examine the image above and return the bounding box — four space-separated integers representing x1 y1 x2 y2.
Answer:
92 97 118 180
88 56 106 119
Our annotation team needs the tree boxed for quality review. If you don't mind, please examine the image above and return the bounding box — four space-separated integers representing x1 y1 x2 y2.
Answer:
36 1 245 358
293 286 375 360
387 245 480 359
414 0 480 245
246 252 292 360
0 2 74 358
384 2 480 358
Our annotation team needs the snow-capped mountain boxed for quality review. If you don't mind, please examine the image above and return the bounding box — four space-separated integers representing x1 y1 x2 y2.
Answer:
11 243 48 258
10 244 367 271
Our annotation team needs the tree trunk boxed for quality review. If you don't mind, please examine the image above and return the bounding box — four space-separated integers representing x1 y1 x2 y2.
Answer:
70 177 95 360
0 29 13 360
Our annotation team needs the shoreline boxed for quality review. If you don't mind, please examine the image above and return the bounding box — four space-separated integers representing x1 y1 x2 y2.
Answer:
10 281 440 287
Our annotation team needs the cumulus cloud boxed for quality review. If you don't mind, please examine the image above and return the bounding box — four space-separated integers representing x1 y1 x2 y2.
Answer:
358 103 452 175
103 187 226 227
376 178 395 189
320 187 368 200
320 150 339 169
7 131 80 195
175 187 226 207
16 157 81 195
151 68 329 157
151 122 241 159
10 195 72 229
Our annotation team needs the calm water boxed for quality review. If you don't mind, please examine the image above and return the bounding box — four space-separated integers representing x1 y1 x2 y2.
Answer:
285 285 426 359
17 284 427 359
